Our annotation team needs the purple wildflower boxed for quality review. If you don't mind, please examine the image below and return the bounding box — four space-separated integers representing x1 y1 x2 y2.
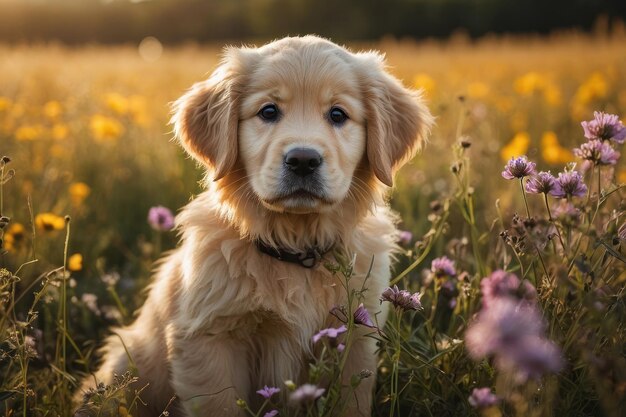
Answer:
480 270 520 307
581 111 626 144
553 171 588 198
431 256 456 277
465 297 544 361
502 156 537 180
263 411 278 417
380 285 423 311
289 384 325 404
574 139 620 165
398 230 413 245
353 303 375 328
503 336 563 382
312 325 347 344
468 388 499 409
147 206 175 231
256 385 280 400
524 171 563 196
336 343 345 353
465 297 562 381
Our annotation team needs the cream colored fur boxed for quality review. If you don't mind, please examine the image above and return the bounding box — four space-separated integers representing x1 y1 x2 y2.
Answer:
76 36 433 417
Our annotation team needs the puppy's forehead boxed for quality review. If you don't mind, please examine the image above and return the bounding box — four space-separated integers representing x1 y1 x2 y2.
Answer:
247 40 361 100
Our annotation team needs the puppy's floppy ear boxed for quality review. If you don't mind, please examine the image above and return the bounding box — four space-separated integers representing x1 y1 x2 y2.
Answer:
358 52 434 187
171 48 249 181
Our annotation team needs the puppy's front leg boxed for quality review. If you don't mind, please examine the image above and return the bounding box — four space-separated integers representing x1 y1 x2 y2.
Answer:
169 333 250 417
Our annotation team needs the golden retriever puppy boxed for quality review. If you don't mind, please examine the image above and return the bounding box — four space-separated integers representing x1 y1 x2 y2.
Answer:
77 35 432 417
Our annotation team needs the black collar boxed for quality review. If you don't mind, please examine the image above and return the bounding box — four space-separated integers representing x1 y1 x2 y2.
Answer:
255 240 333 268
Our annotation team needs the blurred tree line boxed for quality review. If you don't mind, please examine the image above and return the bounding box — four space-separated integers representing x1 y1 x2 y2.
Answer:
0 0 624 44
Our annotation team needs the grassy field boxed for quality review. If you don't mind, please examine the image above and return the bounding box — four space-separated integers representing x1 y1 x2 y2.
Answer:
1 33 626 416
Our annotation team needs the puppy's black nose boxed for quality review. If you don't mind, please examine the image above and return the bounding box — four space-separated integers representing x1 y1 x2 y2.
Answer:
284 148 323 177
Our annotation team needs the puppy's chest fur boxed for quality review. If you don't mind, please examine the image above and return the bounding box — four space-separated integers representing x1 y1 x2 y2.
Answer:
169 206 396 346
175 237 367 340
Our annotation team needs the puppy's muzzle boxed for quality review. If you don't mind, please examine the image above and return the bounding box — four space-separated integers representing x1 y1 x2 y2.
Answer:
284 148 323 177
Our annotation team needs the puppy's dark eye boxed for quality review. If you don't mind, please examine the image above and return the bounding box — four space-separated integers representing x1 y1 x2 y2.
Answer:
329 107 348 125
258 104 279 122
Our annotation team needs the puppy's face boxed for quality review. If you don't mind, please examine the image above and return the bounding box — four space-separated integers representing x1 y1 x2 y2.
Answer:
172 36 433 214
238 45 366 213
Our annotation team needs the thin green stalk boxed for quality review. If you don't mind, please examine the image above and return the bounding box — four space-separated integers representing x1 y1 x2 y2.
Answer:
389 308 402 417
535 248 549 282
106 286 129 320
596 166 601 213
520 178 531 218
543 193 566 251
21 333 27 417
390 209 449 285
55 216 71 413
0 158 4 216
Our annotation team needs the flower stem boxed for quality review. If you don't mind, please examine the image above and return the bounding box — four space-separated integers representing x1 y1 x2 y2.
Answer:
597 166 602 212
520 179 531 218
543 193 565 251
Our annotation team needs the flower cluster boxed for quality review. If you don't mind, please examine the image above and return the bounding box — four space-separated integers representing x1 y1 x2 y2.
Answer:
501 156 536 179
256 385 280 399
524 171 561 195
504 112 624 205
312 325 346 344
380 285 423 311
552 170 587 198
480 269 535 307
147 206 175 231
581 111 626 143
574 140 620 166
466 270 562 381
468 387 499 409
289 383 325 405
353 304 375 327
430 256 456 277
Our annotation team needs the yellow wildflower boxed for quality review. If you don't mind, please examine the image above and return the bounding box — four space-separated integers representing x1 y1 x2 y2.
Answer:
541 131 574 165
52 123 69 140
129 95 149 126
413 73 436 98
35 213 66 231
543 85 562 107
514 72 546 96
3 223 26 252
105 93 129 115
68 253 83 272
618 169 626 184
574 72 608 105
0 97 11 112
467 82 490 99
43 101 62 120
90 114 124 142
500 132 530 161
69 182 91 206
15 124 44 141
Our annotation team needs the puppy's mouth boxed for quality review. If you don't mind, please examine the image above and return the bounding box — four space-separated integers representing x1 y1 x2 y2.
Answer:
263 189 334 205
261 187 336 213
